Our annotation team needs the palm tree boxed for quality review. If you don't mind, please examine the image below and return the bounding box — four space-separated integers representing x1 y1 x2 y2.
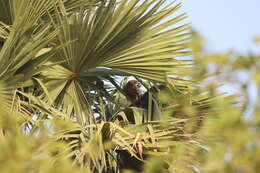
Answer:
0 0 212 172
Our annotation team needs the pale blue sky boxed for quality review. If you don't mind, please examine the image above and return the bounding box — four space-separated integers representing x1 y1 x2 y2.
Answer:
180 0 260 53
177 0 259 110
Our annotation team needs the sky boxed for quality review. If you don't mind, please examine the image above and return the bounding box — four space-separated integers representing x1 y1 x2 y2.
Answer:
176 0 259 110
179 0 260 53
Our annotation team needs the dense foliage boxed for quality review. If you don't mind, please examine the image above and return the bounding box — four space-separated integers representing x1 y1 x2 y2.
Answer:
0 0 259 173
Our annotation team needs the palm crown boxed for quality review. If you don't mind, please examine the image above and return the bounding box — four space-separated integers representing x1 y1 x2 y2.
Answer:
0 0 212 172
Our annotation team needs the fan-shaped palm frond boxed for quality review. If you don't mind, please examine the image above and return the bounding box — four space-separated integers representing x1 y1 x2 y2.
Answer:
0 0 96 25
0 1 62 114
34 0 192 124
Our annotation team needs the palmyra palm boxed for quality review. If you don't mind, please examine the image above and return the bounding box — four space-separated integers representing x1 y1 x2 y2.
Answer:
0 0 212 172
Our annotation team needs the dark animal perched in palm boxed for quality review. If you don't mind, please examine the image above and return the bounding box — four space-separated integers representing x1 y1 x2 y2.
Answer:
123 80 142 102
123 80 164 109
118 80 169 172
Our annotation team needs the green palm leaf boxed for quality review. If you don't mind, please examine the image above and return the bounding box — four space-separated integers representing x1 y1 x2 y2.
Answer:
36 0 192 124
53 0 191 81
